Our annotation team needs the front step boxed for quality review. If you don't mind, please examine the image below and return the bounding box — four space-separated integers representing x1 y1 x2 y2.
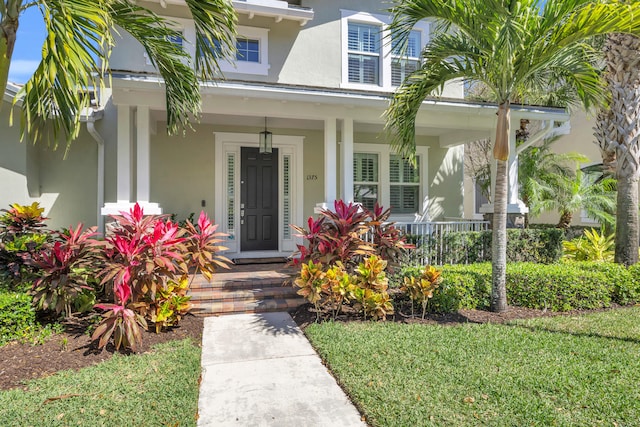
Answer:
188 265 305 316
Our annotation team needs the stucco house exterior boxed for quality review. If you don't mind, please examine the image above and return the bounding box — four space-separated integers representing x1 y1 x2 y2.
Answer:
1 0 570 259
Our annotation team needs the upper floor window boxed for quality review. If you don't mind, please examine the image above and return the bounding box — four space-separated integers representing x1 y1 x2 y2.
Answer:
341 10 429 91
168 34 184 47
347 22 381 84
210 26 270 76
236 37 260 62
391 30 421 86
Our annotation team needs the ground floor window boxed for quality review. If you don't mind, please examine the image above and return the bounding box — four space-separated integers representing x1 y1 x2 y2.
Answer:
353 153 379 210
353 144 428 217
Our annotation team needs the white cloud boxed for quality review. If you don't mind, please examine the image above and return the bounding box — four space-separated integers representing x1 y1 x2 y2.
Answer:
8 59 40 83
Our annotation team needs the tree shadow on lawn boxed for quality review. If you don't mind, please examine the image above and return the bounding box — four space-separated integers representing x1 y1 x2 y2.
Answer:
505 320 640 345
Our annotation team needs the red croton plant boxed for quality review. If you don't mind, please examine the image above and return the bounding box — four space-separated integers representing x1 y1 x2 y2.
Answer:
91 204 230 351
291 200 409 272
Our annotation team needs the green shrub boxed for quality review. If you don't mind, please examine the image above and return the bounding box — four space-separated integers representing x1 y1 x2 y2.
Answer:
432 263 492 312
410 228 564 265
398 262 639 314
0 292 36 345
505 263 611 311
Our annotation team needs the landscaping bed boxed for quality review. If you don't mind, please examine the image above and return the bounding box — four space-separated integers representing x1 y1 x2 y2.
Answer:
0 314 203 390
290 302 631 330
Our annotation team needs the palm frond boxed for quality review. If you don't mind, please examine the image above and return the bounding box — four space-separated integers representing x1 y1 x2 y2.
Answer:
184 0 237 81
110 0 202 136
17 0 111 153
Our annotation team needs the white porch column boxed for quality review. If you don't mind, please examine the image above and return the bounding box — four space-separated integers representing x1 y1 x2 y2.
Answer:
340 118 354 203
101 105 135 216
116 104 132 204
102 105 161 216
317 117 337 212
507 117 528 214
136 106 150 203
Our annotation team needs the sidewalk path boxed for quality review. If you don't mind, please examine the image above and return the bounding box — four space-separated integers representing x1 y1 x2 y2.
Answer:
197 312 367 427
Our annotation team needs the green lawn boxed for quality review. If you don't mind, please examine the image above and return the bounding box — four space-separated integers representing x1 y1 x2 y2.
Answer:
0 338 201 426
306 307 640 427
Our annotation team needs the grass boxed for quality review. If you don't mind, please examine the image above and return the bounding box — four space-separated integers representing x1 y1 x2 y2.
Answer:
0 338 201 426
305 307 640 427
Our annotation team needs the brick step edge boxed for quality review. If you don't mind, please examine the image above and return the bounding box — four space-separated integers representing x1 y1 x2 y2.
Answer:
190 297 306 316
188 286 299 302
190 277 296 291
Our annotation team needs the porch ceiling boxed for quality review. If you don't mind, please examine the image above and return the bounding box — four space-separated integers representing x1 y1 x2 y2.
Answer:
161 112 450 137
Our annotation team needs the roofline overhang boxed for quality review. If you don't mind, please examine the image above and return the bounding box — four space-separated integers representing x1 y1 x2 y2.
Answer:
110 74 570 122
3 82 22 105
144 0 314 26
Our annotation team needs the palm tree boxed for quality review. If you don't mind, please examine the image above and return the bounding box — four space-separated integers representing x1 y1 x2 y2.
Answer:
594 33 640 266
386 0 640 312
530 170 616 229
518 137 589 226
0 0 237 153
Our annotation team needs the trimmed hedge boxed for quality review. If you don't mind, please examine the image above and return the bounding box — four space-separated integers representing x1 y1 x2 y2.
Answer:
402 262 640 313
409 228 564 265
0 292 37 345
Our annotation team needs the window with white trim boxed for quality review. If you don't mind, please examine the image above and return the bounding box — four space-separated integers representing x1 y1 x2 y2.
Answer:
347 22 381 85
390 155 420 213
391 30 421 86
353 143 429 218
353 153 379 210
211 26 270 75
341 10 429 90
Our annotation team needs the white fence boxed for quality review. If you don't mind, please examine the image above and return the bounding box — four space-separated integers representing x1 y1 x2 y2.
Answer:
393 220 490 265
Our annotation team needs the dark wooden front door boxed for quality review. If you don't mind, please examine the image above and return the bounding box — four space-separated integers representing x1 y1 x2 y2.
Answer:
241 147 279 251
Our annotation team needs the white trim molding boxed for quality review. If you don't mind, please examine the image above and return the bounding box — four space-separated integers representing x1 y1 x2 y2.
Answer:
214 132 304 256
354 142 429 221
219 26 271 76
340 9 430 92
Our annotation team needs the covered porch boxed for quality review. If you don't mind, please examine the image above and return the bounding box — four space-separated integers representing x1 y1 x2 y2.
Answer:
102 76 568 258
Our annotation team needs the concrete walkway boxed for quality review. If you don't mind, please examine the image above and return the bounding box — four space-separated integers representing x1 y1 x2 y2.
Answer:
197 312 367 427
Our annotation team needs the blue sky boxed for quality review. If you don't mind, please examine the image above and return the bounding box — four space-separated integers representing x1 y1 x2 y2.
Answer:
9 6 45 84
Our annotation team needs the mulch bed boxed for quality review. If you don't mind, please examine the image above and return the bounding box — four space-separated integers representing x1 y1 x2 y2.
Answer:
0 314 203 391
289 302 626 331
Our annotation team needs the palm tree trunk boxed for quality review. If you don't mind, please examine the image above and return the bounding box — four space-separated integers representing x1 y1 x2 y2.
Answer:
490 102 509 313
556 210 572 229
0 1 22 100
615 176 639 266
595 33 640 266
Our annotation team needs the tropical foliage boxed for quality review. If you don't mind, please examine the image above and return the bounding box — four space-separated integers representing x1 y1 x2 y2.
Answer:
0 202 49 286
291 200 407 272
0 0 237 152
2 201 229 351
386 0 640 311
531 170 616 229
93 204 230 350
294 255 394 321
563 228 615 262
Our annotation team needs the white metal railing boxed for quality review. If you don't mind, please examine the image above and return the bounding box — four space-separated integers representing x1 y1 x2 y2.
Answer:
388 220 490 265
